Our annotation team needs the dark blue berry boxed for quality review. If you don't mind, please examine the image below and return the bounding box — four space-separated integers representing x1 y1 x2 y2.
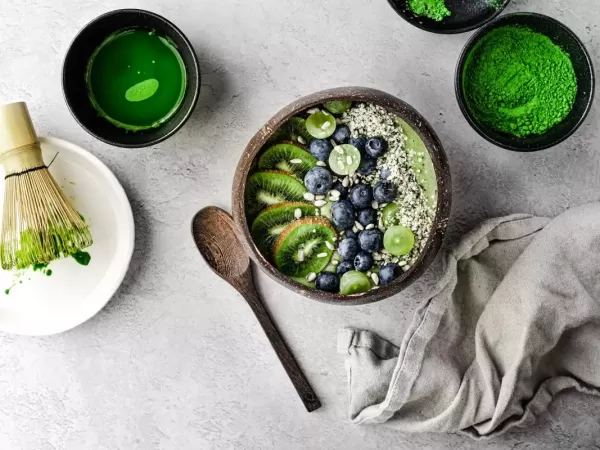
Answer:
379 263 399 285
332 181 348 199
345 229 358 240
316 272 339 293
304 167 332 195
357 208 376 226
308 139 333 161
332 125 350 144
380 167 391 180
358 229 383 252
354 251 374 272
357 156 377 176
373 181 397 203
348 137 366 153
331 200 355 229
365 137 386 158
338 238 359 261
350 184 373 209
337 261 354 276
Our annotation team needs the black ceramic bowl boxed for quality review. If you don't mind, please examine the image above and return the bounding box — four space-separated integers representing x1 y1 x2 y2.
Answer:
63 9 200 148
456 13 595 152
387 0 511 34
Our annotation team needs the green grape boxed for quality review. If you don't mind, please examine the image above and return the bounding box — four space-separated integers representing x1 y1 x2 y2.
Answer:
384 226 415 256
306 110 336 139
381 203 399 226
323 101 352 114
328 144 361 175
340 271 372 295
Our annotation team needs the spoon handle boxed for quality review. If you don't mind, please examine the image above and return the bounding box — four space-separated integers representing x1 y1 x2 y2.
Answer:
238 276 321 412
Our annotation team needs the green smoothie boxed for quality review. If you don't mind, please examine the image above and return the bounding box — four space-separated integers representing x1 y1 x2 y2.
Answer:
86 28 187 131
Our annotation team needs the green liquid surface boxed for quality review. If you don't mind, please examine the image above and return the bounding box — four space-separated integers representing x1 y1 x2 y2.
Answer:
86 28 187 131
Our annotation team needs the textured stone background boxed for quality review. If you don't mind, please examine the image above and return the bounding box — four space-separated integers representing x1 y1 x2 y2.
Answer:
1 0 599 448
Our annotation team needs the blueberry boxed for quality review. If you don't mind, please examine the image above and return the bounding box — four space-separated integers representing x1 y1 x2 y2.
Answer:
358 229 383 252
365 137 387 158
348 137 366 153
331 200 355 229
337 261 354 276
379 263 399 285
332 125 350 144
338 238 359 261
345 229 358 240
331 181 348 199
373 181 397 203
357 156 377 176
309 139 333 161
316 272 340 293
304 167 332 195
350 184 373 209
354 251 374 272
357 208 376 226
380 167 391 180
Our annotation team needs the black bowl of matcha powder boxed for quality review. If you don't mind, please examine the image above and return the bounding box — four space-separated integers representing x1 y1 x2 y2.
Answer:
456 13 595 151
387 0 511 34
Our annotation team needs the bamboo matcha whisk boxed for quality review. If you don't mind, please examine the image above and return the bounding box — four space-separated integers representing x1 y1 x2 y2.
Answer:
0 102 92 270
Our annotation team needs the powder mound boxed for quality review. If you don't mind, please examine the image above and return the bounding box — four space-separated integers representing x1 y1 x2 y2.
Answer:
409 0 451 22
463 25 577 137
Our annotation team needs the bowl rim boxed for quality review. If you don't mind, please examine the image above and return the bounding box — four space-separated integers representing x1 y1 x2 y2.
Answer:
455 12 596 152
386 0 512 35
61 8 200 149
232 87 452 306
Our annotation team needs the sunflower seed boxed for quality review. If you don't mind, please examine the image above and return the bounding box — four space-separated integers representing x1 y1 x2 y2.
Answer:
371 273 379 285
335 146 344 154
321 122 331 130
294 208 302 219
304 192 315 201
355 221 365 231
342 176 350 188
352 226 358 234
315 195 325 200
307 107 319 114
298 250 305 262
316 161 327 167
306 272 316 282
290 159 302 164
325 241 335 250
346 155 353 165
314 200 327 207
317 252 328 258
365 224 375 230
371 200 379 209
330 189 341 196
297 136 306 145
332 259 339 266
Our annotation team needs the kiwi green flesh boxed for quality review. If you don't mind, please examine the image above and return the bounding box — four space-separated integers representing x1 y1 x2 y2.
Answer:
244 172 307 221
258 143 317 179
274 223 335 278
251 202 318 258
288 117 313 143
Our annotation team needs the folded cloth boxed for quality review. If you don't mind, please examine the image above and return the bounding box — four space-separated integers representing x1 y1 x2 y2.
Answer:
338 203 600 439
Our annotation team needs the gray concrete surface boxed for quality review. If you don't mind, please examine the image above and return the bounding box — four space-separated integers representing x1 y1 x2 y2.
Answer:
1 0 599 448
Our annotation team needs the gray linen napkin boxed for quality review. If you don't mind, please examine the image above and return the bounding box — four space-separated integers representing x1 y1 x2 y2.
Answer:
338 203 600 439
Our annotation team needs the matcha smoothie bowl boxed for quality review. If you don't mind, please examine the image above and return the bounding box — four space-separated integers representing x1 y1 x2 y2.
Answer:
232 88 451 305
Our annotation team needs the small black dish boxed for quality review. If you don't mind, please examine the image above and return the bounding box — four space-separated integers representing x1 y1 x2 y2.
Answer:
387 0 511 34
63 9 200 148
455 13 595 152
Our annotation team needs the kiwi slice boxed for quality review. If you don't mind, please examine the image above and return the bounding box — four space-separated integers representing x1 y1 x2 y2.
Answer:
288 117 313 143
244 171 307 221
274 217 336 278
258 143 317 179
251 202 318 258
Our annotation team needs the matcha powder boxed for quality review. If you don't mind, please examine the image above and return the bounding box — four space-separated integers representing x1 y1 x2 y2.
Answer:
409 0 450 21
463 26 578 137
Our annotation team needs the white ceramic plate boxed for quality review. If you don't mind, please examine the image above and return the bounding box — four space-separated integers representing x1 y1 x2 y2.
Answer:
0 137 134 336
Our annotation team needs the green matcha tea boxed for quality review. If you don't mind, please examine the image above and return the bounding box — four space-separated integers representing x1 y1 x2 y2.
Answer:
86 28 187 131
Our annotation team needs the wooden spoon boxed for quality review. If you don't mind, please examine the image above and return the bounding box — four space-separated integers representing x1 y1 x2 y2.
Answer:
191 206 321 412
